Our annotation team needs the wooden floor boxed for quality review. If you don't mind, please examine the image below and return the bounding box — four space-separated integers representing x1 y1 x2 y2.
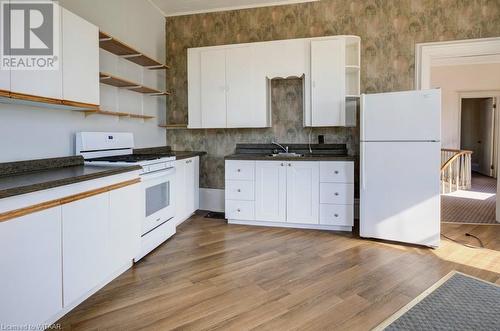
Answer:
58 215 500 330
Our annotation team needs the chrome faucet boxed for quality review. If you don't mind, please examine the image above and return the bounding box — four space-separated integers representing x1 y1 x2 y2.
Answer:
272 141 289 153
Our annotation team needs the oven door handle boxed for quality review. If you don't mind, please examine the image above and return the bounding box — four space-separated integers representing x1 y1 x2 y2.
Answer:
142 167 176 180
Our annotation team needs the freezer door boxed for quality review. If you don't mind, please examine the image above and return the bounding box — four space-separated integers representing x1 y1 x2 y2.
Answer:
360 141 441 247
361 89 441 142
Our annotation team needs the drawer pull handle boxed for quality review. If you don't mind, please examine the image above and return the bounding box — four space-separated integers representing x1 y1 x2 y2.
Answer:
237 209 241 212
237 189 241 192
334 192 339 196
334 214 339 218
281 163 284 166
237 169 241 172
334 170 339 174
288 163 291 167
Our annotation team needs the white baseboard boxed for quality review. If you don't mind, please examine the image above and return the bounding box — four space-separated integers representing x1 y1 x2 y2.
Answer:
200 188 225 212
228 219 352 232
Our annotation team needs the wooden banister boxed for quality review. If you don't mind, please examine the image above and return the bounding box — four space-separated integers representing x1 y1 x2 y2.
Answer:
440 149 473 194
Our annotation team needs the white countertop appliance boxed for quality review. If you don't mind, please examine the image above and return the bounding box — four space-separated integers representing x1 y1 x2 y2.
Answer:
76 132 176 261
360 89 441 247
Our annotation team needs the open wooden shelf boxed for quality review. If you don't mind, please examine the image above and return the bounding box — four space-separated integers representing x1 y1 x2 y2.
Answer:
99 72 171 96
83 109 155 120
159 123 188 129
99 31 169 70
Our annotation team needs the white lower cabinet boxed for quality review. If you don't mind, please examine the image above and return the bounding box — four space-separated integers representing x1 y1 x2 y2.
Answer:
108 183 142 275
255 161 286 222
0 207 63 325
226 160 354 230
62 193 110 306
174 156 200 226
286 162 319 224
320 204 353 226
0 177 142 325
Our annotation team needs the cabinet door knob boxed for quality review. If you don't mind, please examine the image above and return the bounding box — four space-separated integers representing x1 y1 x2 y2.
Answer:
334 192 339 196
237 189 241 192
281 163 284 166
237 208 241 212
334 214 339 218
288 163 291 167
334 170 339 174
237 169 241 172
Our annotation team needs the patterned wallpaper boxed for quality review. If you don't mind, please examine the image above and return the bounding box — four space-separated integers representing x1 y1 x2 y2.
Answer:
165 0 500 189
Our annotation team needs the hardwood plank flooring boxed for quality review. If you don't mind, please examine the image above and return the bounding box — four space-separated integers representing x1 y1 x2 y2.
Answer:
57 215 500 330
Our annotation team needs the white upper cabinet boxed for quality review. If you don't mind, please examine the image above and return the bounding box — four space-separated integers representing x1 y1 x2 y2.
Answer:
62 8 99 106
226 46 267 128
10 4 62 99
201 49 227 128
310 39 345 126
0 1 9 93
307 36 360 127
188 35 360 129
189 46 269 128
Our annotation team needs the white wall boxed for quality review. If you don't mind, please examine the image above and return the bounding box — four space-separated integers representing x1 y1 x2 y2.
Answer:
431 63 500 149
0 0 167 162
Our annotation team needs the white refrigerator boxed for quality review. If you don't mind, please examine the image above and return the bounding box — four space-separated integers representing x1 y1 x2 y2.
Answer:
360 89 441 247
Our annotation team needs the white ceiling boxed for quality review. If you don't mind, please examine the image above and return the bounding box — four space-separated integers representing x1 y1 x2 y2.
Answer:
149 0 317 17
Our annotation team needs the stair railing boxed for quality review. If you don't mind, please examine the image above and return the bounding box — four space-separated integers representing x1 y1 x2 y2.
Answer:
440 149 473 194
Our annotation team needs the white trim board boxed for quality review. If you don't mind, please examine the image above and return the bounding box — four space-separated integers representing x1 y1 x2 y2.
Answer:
152 0 318 17
415 37 500 90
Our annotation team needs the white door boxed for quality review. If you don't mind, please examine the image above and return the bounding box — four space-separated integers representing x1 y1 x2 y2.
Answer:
286 161 319 224
311 39 345 126
193 156 200 210
0 207 62 325
175 159 187 225
360 141 441 247
62 8 99 105
10 4 62 99
255 161 287 222
361 89 441 141
185 157 196 215
109 183 142 273
200 49 227 128
226 47 263 128
62 193 109 307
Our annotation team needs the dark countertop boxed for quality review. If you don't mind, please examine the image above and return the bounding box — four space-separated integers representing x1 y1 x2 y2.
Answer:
225 153 356 161
225 143 356 162
0 156 141 200
133 146 206 161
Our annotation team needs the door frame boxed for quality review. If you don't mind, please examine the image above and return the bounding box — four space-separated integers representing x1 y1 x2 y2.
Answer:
415 37 500 90
458 91 500 178
415 37 500 223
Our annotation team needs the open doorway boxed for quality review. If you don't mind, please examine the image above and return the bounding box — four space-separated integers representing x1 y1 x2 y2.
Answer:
460 97 497 178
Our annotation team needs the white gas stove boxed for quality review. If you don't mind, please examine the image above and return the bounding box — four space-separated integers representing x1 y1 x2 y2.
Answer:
76 132 177 261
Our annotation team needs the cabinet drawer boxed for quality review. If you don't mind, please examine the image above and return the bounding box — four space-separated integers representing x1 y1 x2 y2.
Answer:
225 180 255 201
225 200 255 220
320 183 354 204
225 161 255 181
320 204 353 226
320 161 354 183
